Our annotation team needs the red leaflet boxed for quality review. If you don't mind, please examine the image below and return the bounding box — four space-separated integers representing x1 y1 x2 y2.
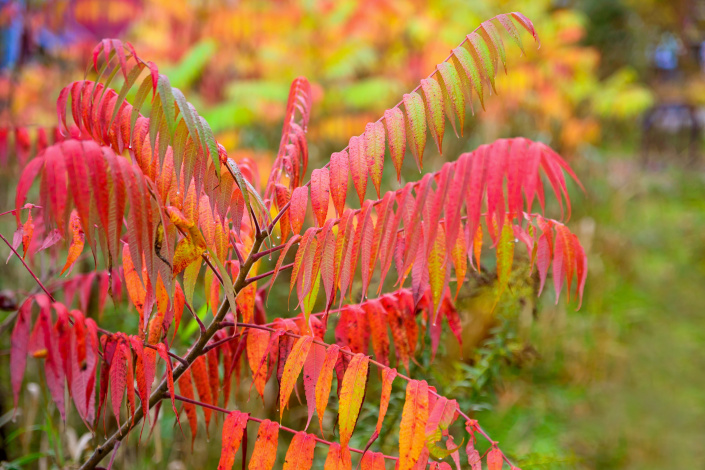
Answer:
249 419 279 470
303 342 325 430
290 186 309 236
329 151 349 217
283 431 317 470
190 355 214 432
155 343 180 429
310 168 330 227
348 135 368 205
11 299 33 409
178 367 198 449
487 445 504 470
109 340 128 426
207 348 220 414
364 121 385 197
384 108 406 181
363 300 390 366
218 411 249 470
364 366 397 451
269 234 301 298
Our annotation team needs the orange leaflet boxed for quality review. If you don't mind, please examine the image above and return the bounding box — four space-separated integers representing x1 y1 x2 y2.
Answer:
283 431 317 470
279 335 313 420
398 380 429 470
314 344 339 435
217 411 249 470
122 243 146 326
191 356 213 432
248 419 279 470
376 367 397 434
247 327 271 401
338 353 370 448
21 211 33 260
310 168 330 227
324 443 352 470
289 186 308 236
177 368 198 450
207 348 220 412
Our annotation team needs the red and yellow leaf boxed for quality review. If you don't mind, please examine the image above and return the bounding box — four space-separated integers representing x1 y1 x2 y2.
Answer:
338 353 369 448
249 419 279 470
283 431 317 470
398 380 429 470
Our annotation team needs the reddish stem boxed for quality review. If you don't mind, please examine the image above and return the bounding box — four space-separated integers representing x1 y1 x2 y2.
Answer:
0 232 56 302
171 393 398 461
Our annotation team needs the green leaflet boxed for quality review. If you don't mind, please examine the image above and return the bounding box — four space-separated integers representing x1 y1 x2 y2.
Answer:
384 107 406 181
402 92 427 171
420 78 445 155
436 63 465 137
480 21 507 73
303 273 320 322
496 13 525 54
157 75 177 137
451 46 484 110
467 32 496 93
129 74 156 146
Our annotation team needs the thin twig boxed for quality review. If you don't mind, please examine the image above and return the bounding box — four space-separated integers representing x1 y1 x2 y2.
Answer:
0 232 56 302
171 393 399 461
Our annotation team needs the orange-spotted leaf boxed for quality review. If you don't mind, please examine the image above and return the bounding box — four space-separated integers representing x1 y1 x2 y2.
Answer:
217 411 249 470
338 353 369 448
360 452 386 470
283 431 316 470
249 419 279 470
324 443 352 470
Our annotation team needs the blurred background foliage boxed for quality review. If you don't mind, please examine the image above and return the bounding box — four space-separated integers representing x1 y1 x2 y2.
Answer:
0 0 704 469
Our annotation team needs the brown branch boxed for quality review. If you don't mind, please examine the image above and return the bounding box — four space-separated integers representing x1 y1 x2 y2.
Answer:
79 230 268 470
